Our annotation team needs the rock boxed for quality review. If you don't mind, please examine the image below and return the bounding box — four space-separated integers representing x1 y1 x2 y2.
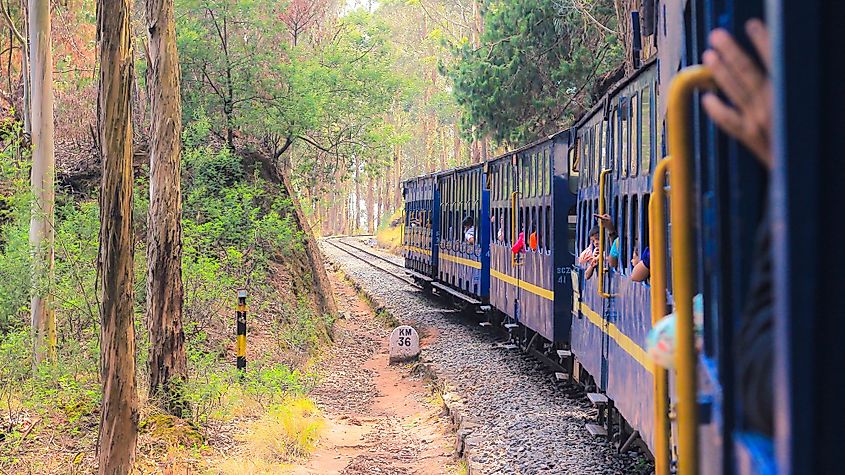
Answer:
388 325 420 364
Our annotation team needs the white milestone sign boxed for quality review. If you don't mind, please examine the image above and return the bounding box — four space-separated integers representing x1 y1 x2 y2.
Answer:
389 325 420 364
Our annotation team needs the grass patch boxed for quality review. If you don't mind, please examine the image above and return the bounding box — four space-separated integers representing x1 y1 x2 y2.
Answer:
451 459 469 475
375 211 403 254
238 396 323 461
375 309 401 328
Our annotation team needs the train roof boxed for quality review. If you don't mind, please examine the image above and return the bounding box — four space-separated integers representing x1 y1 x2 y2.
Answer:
401 57 658 186
571 57 658 130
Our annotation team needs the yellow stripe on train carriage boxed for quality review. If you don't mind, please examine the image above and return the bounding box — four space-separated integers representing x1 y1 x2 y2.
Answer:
404 245 432 256
439 252 482 269
578 302 653 374
490 269 554 301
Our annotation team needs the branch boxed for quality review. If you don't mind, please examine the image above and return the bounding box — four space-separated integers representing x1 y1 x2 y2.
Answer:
0 0 24 45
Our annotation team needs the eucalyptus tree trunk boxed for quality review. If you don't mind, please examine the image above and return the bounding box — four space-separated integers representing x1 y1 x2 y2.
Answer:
96 0 138 470
145 0 187 416
20 0 31 134
366 175 374 234
27 0 55 365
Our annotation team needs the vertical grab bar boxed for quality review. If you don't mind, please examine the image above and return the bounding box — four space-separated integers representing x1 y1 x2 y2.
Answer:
510 191 522 266
597 168 613 298
666 65 714 475
649 157 672 475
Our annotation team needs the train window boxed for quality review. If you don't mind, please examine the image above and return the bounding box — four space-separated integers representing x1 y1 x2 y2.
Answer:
621 98 629 178
540 150 546 196
522 156 528 198
658 120 665 162
613 195 621 272
591 126 597 184
581 133 588 186
631 92 640 176
531 206 538 251
642 87 652 174
597 122 605 174
582 132 589 186
529 153 535 197
590 124 601 183
630 194 639 274
620 196 629 273
641 194 650 259
506 207 512 244
610 107 618 177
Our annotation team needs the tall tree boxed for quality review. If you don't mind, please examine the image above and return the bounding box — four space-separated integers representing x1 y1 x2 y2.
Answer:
146 0 187 416
96 0 138 470
27 0 55 365
449 0 621 145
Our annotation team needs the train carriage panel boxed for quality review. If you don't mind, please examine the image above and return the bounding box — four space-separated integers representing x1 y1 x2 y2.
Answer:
436 165 490 302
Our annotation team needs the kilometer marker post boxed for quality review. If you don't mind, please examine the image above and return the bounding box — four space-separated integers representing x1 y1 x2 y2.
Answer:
236 289 247 374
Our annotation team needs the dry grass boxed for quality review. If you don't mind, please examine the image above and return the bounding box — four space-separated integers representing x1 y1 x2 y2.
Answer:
206 395 324 474
375 211 403 254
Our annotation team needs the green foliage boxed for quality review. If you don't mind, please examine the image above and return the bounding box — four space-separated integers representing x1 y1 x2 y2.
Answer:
273 299 334 355
183 345 311 424
448 0 622 145
175 1 404 194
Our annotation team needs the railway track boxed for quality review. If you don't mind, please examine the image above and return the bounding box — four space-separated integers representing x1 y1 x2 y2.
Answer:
318 238 645 474
322 236 416 286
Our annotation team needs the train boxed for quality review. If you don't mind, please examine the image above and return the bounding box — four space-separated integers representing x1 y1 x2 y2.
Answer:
400 0 843 473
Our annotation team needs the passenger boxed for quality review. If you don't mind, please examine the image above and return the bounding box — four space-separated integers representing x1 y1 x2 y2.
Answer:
595 213 620 268
631 247 650 282
462 216 475 245
497 216 505 242
529 225 538 251
703 19 774 436
579 225 601 280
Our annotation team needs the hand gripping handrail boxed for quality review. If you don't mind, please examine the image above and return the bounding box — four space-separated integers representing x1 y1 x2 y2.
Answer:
667 65 715 475
597 168 613 298
649 157 672 475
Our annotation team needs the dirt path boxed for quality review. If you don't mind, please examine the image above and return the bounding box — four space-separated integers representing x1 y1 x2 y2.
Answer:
287 271 456 475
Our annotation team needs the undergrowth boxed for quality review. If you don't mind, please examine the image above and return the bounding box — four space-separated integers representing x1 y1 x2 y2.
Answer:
0 115 334 471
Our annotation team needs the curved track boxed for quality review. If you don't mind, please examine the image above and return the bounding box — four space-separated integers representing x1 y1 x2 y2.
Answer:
322 236 415 286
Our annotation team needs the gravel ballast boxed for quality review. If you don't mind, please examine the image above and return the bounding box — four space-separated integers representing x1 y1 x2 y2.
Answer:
320 238 647 475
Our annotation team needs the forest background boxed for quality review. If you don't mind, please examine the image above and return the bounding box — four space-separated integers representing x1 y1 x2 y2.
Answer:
0 0 631 472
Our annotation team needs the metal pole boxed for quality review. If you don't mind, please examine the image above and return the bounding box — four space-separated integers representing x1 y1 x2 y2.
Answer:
236 289 247 372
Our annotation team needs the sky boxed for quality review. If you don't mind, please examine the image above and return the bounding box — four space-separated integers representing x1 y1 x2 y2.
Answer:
343 0 379 14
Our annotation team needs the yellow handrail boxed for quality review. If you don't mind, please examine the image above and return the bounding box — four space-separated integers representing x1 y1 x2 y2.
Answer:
649 157 672 475
667 65 714 475
510 191 522 266
597 168 613 298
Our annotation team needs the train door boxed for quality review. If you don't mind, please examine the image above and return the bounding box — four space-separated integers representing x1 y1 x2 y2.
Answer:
510 153 524 327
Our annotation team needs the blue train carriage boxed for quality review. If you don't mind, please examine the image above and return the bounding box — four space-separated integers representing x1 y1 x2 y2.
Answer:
401 174 439 284
571 58 662 456
487 132 578 348
654 1 778 474
434 163 490 305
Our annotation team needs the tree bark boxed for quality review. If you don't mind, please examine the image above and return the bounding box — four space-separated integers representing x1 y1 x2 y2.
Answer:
366 175 374 234
353 157 360 233
96 0 138 471
393 145 401 212
20 0 30 134
27 0 55 365
145 0 187 416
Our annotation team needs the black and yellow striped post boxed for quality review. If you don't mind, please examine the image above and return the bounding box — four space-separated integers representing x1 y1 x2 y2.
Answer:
236 289 248 372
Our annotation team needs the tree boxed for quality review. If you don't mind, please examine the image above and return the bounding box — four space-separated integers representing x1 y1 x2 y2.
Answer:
278 0 327 47
146 0 187 416
448 0 621 145
27 0 55 365
96 0 138 470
